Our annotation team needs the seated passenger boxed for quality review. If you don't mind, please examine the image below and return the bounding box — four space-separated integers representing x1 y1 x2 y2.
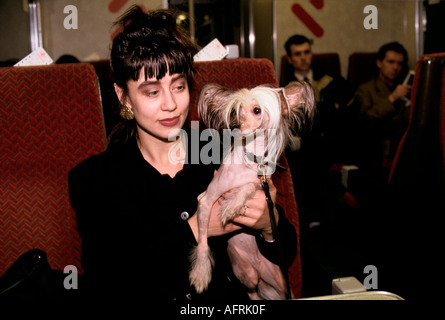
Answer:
68 6 297 302
283 35 355 229
352 41 410 179
284 34 355 163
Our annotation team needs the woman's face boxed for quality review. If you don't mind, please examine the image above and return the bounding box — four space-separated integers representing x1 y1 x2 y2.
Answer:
117 68 190 142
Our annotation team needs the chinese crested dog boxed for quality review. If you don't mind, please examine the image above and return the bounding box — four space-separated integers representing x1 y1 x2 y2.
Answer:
189 81 315 299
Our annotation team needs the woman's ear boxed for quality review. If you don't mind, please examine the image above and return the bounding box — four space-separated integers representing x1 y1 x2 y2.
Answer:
114 83 125 105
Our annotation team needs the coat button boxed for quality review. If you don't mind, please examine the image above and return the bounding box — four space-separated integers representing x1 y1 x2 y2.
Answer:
180 211 189 220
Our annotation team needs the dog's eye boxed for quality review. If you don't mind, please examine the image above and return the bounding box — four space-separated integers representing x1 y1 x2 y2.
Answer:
253 107 261 115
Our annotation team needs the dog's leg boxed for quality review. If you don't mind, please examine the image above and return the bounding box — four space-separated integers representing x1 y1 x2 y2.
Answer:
189 197 214 293
227 233 259 292
189 162 258 293
227 232 288 300
220 182 258 225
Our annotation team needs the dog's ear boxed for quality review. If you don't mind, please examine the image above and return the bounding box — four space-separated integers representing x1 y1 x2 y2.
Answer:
281 80 316 128
200 83 230 107
200 83 224 100
198 83 232 130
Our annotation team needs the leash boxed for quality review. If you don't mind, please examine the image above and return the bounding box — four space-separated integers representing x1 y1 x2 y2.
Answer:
258 164 292 300
242 135 292 299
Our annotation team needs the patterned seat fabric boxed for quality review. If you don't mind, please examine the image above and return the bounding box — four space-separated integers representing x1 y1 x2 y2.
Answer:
190 58 303 298
0 63 107 275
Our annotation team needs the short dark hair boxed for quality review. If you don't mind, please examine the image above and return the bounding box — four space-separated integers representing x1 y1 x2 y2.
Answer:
111 6 199 90
376 41 408 64
108 6 199 146
284 34 313 56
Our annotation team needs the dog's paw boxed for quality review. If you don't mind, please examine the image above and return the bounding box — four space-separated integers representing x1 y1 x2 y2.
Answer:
221 200 245 225
189 245 214 293
220 183 258 225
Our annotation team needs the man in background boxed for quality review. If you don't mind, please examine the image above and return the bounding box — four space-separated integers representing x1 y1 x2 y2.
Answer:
353 41 410 178
284 34 355 164
283 35 355 231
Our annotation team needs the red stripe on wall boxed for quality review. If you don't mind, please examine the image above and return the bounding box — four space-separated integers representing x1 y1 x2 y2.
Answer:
291 3 324 38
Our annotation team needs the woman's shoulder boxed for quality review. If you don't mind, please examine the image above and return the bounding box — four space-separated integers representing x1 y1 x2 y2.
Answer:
70 151 107 176
68 152 108 194
70 137 136 173
68 143 130 185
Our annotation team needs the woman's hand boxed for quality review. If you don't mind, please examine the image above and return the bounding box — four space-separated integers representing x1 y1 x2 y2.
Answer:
188 197 243 241
188 178 279 241
206 197 243 237
232 178 279 241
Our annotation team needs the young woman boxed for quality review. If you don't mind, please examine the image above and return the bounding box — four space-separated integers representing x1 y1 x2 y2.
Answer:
68 6 297 302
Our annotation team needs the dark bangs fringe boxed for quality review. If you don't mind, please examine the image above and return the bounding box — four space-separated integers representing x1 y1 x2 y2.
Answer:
128 47 195 83
108 45 196 149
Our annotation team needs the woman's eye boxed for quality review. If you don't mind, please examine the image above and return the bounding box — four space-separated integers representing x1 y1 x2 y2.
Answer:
146 90 159 97
253 107 261 115
174 84 186 92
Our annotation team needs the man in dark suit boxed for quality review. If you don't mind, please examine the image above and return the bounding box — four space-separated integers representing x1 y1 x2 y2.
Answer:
283 35 355 232
284 34 355 164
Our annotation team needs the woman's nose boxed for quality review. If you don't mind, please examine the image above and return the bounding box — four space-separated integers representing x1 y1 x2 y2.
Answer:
162 90 177 111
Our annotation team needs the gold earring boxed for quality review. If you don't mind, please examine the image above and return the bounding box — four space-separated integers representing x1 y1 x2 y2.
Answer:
120 104 134 120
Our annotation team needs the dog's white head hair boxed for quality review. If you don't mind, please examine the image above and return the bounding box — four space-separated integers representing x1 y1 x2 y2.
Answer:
198 81 315 163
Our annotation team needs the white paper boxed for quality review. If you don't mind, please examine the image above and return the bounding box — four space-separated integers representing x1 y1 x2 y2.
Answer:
14 47 54 67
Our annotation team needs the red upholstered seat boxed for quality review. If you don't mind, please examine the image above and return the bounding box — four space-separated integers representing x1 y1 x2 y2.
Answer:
190 58 303 298
0 63 107 275
441 59 445 171
425 52 445 173
387 57 423 183
378 53 445 298
388 52 445 184
347 52 378 89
